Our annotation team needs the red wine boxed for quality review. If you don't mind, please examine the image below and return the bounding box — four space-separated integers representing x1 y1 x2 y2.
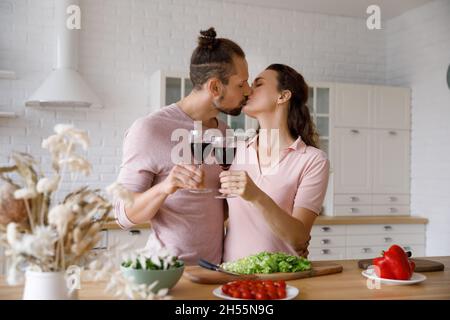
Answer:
214 147 236 170
190 143 212 164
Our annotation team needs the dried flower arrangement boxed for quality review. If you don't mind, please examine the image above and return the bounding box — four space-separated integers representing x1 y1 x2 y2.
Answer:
0 124 169 300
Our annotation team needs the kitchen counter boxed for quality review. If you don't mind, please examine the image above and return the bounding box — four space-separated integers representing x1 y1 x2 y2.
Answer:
1 256 448 300
102 216 428 230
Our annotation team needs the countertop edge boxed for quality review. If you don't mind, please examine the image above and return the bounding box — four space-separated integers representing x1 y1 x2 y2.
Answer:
102 216 428 230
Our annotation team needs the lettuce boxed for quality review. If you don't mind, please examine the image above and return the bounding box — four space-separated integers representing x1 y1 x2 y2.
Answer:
221 252 311 274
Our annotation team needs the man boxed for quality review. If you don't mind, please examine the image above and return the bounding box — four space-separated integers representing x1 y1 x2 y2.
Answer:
114 27 251 265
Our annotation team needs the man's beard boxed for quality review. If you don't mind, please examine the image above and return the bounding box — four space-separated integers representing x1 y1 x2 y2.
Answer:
213 95 247 116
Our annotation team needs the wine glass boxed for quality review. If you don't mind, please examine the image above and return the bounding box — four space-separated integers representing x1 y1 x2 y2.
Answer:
213 135 238 199
188 130 213 194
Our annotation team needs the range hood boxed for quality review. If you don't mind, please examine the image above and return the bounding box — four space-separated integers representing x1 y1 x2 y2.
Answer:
26 0 102 108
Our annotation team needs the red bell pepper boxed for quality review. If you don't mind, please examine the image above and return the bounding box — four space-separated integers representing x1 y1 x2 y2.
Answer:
372 245 415 280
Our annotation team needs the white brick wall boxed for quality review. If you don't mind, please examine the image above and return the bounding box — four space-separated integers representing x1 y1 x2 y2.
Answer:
0 0 385 196
386 0 450 256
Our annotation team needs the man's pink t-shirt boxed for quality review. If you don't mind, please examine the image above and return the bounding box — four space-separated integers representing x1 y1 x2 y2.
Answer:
115 104 227 265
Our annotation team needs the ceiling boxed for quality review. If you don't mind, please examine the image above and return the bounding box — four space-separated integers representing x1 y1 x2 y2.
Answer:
207 0 434 19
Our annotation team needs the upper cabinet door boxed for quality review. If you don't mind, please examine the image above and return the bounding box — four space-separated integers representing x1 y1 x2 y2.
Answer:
372 129 410 194
335 84 372 128
334 128 372 194
373 86 411 129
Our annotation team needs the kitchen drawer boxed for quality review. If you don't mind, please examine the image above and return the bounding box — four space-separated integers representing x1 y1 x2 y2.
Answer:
372 194 410 205
346 224 425 235
347 233 425 247
311 225 346 236
334 205 372 216
334 194 371 205
310 235 346 248
308 247 346 261
108 229 152 250
347 246 385 259
347 244 425 259
372 205 410 216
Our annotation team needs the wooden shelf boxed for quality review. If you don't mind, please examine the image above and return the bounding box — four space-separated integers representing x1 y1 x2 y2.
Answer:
0 111 17 118
0 70 16 80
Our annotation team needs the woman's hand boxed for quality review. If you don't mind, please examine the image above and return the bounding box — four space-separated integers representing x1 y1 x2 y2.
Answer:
219 170 261 202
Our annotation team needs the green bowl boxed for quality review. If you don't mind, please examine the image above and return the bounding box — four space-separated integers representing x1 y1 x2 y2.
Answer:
120 264 184 293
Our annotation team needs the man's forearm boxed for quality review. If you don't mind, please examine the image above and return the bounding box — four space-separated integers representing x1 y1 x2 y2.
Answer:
251 191 310 251
124 183 169 224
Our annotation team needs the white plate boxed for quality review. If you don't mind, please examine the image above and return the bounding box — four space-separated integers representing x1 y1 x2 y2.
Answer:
362 267 426 286
213 285 299 300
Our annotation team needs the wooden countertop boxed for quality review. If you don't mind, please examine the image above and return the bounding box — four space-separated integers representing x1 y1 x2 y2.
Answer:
1 256 448 300
102 215 428 230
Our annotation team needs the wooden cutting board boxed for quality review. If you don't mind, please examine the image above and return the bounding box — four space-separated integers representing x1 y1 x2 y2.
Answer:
358 258 445 272
183 261 343 284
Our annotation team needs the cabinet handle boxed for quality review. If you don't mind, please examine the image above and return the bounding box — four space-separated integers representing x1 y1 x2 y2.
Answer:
350 129 359 134
321 249 330 255
389 207 397 213
361 248 371 253
321 239 330 245
389 131 397 135
384 225 393 231
350 207 358 213
129 230 141 236
350 196 359 202
321 227 331 232
384 237 393 243
388 196 397 202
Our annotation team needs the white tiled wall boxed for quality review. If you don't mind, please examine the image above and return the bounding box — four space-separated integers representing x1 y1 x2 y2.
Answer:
0 0 448 256
386 0 450 256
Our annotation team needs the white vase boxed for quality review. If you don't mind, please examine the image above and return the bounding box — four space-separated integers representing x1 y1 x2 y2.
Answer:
22 270 79 300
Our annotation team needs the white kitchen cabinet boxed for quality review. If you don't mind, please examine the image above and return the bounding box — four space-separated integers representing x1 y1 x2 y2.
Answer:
334 128 372 194
330 83 411 217
307 83 334 216
372 129 410 194
373 86 411 130
334 83 372 128
334 84 410 130
309 223 426 261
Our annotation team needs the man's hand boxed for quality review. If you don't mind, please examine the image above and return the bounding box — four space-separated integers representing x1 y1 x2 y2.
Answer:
161 164 203 195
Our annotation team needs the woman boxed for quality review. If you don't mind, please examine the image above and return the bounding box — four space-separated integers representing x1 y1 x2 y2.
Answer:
220 64 330 262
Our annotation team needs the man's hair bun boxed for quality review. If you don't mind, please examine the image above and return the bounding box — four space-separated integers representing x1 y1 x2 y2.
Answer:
198 27 218 50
